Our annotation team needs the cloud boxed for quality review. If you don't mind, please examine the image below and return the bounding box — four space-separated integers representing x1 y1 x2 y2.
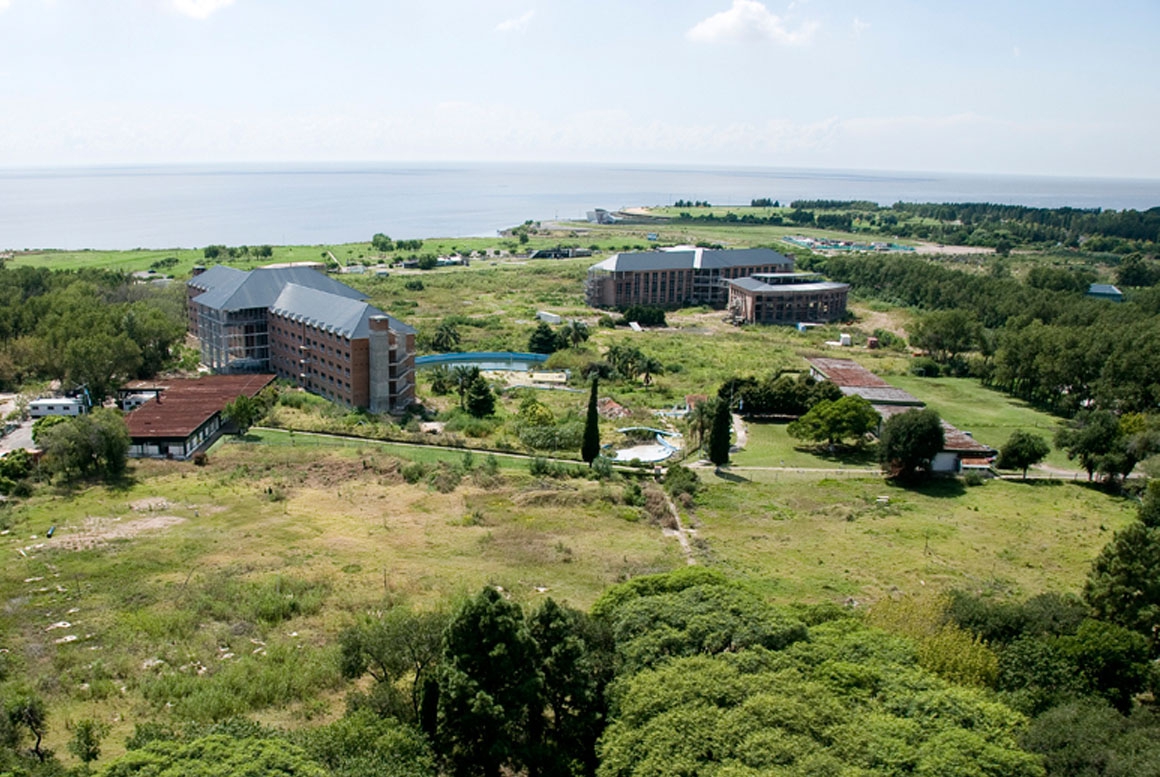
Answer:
852 17 870 37
0 0 12 12
495 9 534 34
687 0 817 45
170 0 235 20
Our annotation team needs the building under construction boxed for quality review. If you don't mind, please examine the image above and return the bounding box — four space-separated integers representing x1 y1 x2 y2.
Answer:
187 265 415 412
584 247 793 309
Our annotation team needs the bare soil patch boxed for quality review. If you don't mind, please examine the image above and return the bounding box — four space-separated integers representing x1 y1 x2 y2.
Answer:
54 515 186 551
913 242 994 256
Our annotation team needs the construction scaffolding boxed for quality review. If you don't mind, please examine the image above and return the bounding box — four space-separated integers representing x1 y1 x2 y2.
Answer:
196 306 270 373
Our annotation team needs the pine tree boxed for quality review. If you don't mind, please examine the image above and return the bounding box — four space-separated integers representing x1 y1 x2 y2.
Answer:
582 377 600 466
464 374 495 418
708 395 732 468
437 588 541 777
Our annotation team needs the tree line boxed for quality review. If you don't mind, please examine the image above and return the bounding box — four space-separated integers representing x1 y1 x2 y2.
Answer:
824 254 1160 417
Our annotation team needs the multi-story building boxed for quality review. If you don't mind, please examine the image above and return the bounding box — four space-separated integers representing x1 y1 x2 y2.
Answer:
585 247 793 309
187 265 415 412
726 273 851 324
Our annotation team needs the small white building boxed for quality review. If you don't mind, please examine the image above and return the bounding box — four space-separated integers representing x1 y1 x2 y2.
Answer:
29 397 87 418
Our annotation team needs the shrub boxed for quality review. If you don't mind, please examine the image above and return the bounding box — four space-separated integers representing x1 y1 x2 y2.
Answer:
963 470 987 487
664 465 701 500
427 463 463 493
401 462 429 484
911 356 942 377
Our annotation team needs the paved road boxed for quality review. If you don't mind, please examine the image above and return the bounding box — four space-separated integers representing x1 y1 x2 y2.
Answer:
0 421 33 455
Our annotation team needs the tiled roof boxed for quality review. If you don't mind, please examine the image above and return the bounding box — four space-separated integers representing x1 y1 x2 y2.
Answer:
1088 283 1123 296
807 358 893 389
729 277 850 294
871 405 995 455
839 386 923 405
124 375 275 440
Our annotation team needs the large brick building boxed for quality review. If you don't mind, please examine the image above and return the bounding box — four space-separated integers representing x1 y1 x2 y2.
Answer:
187 265 415 412
585 247 793 308
726 273 850 324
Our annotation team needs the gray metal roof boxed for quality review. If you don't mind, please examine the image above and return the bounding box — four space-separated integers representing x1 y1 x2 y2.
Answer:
698 248 793 269
840 386 923 405
1088 283 1123 296
190 266 367 312
590 247 793 273
188 265 246 293
270 284 414 338
728 277 769 292
728 277 850 294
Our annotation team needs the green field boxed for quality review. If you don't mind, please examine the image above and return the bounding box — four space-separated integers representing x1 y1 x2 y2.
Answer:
731 421 879 469
690 475 1135 603
883 375 1074 470
0 434 1134 761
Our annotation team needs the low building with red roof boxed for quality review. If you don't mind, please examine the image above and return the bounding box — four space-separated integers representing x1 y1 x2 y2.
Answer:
122 374 275 460
808 358 996 474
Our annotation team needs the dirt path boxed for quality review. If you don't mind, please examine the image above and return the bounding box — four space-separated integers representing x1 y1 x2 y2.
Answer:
731 413 747 452
659 490 696 566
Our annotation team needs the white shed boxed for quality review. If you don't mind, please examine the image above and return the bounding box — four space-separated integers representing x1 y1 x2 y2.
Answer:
29 398 87 418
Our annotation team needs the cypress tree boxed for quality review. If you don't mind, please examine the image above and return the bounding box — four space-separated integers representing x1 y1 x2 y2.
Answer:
708 395 732 468
582 377 600 466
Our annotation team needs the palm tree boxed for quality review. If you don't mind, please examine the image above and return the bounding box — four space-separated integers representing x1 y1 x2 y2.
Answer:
565 320 589 349
687 397 717 451
638 355 664 388
432 321 461 353
452 365 479 410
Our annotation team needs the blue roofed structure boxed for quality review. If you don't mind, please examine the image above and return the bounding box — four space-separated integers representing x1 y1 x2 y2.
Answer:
1087 283 1124 302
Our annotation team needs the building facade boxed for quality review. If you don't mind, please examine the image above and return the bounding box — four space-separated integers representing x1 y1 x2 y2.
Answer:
188 265 415 412
727 273 851 325
585 247 794 309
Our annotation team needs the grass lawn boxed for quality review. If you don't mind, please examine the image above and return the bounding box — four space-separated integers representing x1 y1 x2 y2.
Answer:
689 476 1135 604
883 375 1073 470
731 421 879 469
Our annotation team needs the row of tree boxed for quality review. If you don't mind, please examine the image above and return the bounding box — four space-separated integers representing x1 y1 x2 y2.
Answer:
825 254 1160 415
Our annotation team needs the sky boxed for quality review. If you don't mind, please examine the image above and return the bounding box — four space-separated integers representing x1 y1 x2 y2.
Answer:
0 0 1157 178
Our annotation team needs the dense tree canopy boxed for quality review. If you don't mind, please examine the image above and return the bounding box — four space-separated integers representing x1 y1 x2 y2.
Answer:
1084 483 1160 654
878 408 945 479
437 588 541 777
38 408 130 481
597 621 1044 777
0 267 185 397
787 394 880 447
824 254 1160 415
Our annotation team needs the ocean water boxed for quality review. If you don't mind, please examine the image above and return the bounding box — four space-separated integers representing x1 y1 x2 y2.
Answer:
0 162 1158 251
